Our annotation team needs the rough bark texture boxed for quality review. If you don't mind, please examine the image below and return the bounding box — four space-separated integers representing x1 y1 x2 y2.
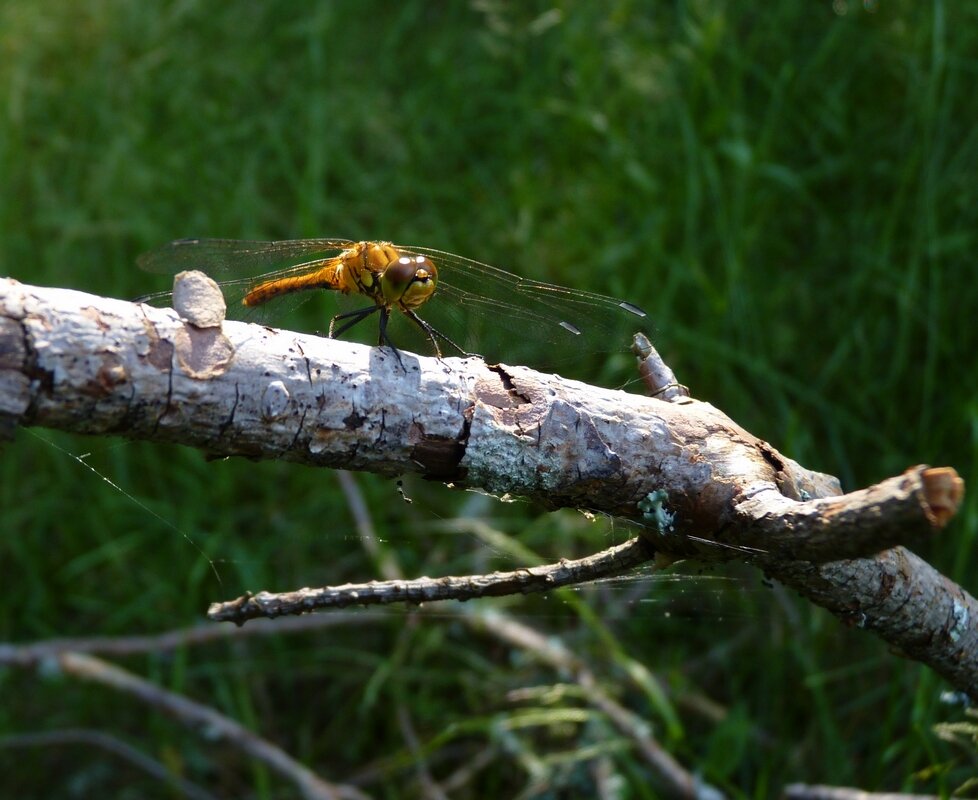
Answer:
0 278 845 536
764 548 978 697
0 277 972 698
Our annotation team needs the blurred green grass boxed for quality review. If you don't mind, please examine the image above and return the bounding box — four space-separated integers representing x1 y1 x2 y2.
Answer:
2 0 977 796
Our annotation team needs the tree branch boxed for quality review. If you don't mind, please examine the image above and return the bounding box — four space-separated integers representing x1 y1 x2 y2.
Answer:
1 277 971 698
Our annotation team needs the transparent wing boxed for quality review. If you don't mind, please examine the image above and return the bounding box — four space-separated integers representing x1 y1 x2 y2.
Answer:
137 238 357 284
400 245 648 366
135 238 359 313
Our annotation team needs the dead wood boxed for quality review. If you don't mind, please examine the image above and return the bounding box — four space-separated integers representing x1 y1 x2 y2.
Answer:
0 275 970 698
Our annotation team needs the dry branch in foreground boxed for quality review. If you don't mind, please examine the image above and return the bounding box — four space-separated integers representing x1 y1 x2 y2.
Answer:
0 276 971 698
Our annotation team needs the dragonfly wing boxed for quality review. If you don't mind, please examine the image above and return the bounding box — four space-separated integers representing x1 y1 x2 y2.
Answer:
510 278 647 331
136 239 358 324
403 245 647 342
136 238 357 278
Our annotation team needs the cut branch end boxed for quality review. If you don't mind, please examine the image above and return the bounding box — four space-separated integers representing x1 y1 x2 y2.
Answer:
919 466 965 528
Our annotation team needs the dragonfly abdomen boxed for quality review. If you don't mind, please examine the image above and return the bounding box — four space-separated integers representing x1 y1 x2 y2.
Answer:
243 262 349 307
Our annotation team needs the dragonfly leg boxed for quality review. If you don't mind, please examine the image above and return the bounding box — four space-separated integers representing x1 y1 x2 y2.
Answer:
402 308 473 359
329 305 380 339
377 307 406 368
331 305 406 367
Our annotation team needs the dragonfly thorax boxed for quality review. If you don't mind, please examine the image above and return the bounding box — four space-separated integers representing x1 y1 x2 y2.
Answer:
342 243 437 311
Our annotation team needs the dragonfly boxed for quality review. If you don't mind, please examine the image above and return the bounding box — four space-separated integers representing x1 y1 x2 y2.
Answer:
138 238 648 374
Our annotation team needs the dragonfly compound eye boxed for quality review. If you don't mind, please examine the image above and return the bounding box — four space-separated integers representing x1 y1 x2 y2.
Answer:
382 255 438 309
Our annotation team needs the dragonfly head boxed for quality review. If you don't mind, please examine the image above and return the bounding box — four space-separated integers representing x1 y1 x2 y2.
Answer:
382 255 438 309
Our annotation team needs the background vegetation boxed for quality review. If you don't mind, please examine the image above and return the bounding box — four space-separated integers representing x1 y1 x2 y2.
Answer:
1 0 976 796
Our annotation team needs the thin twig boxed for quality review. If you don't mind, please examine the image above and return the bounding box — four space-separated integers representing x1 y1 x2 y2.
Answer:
632 332 691 401
207 537 657 624
466 607 726 800
0 728 219 800
336 469 403 581
55 652 369 800
0 613 373 666
397 706 449 800
781 785 940 800
438 745 498 794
